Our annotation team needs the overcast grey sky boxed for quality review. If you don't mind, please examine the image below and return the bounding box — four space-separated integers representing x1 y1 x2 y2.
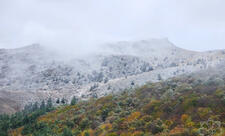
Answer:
0 0 224 51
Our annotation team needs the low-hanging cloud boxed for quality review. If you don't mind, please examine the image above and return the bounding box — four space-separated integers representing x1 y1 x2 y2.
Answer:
0 0 225 52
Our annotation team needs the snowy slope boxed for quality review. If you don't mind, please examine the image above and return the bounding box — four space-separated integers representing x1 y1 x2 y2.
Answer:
0 39 225 113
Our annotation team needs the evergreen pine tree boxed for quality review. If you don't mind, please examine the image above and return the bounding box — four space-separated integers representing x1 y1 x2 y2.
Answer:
56 98 60 104
46 98 53 112
70 96 78 106
40 100 46 111
61 98 66 104
32 102 38 112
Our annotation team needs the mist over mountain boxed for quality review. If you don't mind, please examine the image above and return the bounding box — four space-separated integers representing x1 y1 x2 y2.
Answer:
0 38 225 114
1 1 225 135
1 42 225 135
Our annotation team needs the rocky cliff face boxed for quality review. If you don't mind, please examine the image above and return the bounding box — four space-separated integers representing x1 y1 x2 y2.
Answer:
0 39 225 114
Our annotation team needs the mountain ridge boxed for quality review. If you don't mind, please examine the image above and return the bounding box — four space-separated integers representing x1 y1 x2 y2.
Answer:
0 39 225 114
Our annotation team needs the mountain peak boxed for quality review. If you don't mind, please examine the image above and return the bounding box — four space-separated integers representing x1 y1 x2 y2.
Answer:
101 38 178 57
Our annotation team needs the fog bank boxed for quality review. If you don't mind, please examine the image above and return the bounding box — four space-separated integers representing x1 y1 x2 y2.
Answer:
0 0 225 52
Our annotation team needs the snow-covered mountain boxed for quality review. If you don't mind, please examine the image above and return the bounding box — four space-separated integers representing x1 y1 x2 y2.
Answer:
0 38 225 114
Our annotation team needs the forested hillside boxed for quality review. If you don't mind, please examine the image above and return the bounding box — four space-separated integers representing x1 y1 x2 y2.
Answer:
1 68 225 136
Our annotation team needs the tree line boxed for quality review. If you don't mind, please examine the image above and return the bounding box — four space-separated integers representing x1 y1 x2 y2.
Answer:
0 96 79 136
